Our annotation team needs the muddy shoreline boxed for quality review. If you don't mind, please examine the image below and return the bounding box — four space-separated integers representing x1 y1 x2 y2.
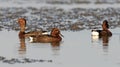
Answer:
0 7 120 31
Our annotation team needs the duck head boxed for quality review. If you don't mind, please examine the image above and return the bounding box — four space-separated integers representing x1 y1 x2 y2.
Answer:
50 28 64 42
102 20 109 31
18 18 26 32
51 28 63 38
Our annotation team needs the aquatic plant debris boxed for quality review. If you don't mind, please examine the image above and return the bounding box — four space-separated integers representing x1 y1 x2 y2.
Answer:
0 56 52 64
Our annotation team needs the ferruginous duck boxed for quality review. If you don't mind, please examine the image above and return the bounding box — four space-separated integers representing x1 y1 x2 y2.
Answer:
18 18 47 38
29 28 63 43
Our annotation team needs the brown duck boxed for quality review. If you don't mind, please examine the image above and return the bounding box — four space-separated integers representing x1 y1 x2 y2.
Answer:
29 28 63 43
92 20 112 37
18 18 47 38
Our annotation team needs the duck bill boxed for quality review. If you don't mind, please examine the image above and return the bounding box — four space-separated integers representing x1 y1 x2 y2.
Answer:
60 33 64 37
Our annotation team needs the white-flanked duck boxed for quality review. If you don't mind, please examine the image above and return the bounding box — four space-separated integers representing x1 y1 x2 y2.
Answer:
91 20 112 37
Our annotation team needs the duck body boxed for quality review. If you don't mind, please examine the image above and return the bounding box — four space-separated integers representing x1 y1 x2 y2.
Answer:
25 31 48 37
91 30 102 36
29 35 62 43
91 29 112 37
101 30 112 36
29 28 63 43
19 30 48 38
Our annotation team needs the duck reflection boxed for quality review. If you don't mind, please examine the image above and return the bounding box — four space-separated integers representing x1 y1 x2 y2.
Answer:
101 36 109 46
29 39 61 55
18 31 26 55
100 36 110 55
51 42 61 55
51 42 60 47
92 35 110 54
92 35 110 46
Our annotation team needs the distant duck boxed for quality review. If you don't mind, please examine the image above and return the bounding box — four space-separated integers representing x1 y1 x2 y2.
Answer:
29 28 63 43
91 20 112 37
18 18 48 38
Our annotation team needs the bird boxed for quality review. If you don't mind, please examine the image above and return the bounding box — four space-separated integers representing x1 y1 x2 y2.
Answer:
91 20 112 37
17 18 48 38
29 28 63 43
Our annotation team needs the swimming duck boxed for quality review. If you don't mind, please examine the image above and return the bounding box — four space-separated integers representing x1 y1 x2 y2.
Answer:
29 28 63 43
91 20 112 37
18 18 48 38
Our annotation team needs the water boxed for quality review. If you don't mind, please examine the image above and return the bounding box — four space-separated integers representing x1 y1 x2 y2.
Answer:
0 28 120 67
0 0 120 67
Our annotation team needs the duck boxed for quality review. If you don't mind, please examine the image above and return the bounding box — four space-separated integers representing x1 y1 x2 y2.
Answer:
18 18 48 38
29 28 63 43
91 20 112 37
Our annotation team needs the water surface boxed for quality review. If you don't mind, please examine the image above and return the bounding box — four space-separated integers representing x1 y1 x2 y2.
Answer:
0 0 120 67
0 28 120 67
